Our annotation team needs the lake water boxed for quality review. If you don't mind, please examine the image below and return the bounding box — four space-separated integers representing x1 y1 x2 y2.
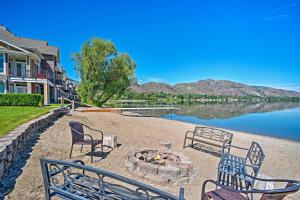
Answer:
160 102 300 141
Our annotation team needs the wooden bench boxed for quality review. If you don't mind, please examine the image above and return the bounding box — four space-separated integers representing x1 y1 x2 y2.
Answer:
40 157 185 200
183 126 233 155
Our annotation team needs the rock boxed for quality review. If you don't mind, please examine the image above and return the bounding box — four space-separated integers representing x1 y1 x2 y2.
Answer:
135 152 143 159
158 166 181 179
0 160 4 179
138 162 158 175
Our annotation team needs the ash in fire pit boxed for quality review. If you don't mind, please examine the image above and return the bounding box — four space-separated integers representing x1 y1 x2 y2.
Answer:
136 149 181 165
125 142 195 185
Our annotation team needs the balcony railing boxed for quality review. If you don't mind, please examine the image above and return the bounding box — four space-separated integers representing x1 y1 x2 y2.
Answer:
9 68 54 83
55 79 62 85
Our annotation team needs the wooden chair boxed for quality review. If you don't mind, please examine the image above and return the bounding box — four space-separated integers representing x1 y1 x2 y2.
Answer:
69 121 104 163
218 142 265 190
201 173 300 200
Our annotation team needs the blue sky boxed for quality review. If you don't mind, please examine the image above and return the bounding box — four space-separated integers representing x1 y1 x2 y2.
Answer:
1 0 300 91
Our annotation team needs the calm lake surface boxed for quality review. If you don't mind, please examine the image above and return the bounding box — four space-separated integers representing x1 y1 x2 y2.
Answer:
160 102 300 141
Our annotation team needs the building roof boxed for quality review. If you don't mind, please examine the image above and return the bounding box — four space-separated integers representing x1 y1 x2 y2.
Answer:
18 37 58 57
0 25 59 58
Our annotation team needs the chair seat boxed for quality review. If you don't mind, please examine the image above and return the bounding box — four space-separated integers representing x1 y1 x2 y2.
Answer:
207 188 248 200
75 139 102 146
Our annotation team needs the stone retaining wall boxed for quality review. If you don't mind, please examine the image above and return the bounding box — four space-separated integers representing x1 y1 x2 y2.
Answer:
0 107 68 180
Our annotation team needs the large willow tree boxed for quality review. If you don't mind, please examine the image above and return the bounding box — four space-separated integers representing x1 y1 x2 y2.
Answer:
73 38 136 106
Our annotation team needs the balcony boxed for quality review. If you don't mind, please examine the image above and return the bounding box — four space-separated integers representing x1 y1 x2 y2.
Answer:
8 68 54 83
55 79 63 86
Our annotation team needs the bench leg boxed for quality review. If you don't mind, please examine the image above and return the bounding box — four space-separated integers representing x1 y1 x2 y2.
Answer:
69 144 73 159
183 137 187 148
45 188 51 200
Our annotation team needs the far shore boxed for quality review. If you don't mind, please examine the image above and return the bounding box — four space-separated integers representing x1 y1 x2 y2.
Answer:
6 110 300 200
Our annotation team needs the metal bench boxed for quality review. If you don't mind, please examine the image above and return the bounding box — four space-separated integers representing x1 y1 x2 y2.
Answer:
183 126 233 155
40 157 185 200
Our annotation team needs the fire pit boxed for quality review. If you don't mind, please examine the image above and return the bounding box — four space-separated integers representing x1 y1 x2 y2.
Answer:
125 142 194 185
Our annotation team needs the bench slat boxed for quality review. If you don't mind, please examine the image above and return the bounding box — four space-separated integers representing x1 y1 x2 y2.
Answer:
185 137 223 148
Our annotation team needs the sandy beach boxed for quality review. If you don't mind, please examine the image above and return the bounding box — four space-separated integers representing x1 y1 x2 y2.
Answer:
5 111 300 200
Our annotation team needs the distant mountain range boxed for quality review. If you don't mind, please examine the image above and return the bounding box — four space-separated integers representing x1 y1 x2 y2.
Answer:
130 79 300 98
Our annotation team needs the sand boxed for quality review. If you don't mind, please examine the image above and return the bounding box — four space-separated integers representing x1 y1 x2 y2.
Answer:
4 111 300 199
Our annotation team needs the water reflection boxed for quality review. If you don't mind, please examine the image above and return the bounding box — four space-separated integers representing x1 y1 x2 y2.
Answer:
177 102 300 119
160 102 300 141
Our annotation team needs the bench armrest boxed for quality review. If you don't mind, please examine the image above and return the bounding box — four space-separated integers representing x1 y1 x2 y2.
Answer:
184 130 195 137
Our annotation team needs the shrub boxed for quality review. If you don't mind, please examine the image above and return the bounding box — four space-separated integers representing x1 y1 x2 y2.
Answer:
0 94 43 106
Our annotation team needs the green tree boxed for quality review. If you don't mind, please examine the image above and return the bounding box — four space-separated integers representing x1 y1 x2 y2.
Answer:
73 38 136 106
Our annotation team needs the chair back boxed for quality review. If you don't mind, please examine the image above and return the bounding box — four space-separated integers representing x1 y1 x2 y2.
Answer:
260 182 300 200
245 142 265 176
69 121 84 143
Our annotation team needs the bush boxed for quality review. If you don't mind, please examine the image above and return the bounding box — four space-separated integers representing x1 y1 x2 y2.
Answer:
0 94 43 106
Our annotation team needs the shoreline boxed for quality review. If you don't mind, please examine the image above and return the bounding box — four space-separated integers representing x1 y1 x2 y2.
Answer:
5 111 300 200
160 115 300 144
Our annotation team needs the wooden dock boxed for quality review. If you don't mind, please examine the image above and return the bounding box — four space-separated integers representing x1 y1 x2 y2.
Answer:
80 107 180 113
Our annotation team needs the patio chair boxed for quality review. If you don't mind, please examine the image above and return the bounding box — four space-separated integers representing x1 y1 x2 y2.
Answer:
201 173 300 200
218 142 265 190
69 121 104 163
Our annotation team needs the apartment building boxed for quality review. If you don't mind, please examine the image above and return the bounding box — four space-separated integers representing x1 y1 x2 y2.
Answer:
0 25 76 104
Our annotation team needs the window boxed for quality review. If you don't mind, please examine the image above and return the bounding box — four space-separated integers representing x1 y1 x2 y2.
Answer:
0 82 4 93
0 54 4 73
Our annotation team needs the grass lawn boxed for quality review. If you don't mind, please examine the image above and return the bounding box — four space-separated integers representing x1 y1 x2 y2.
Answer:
0 105 60 137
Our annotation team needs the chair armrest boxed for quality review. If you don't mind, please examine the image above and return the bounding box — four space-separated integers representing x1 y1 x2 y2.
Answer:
201 178 299 198
232 173 300 194
95 129 104 141
82 124 104 140
82 124 99 132
83 133 94 143
234 173 299 184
